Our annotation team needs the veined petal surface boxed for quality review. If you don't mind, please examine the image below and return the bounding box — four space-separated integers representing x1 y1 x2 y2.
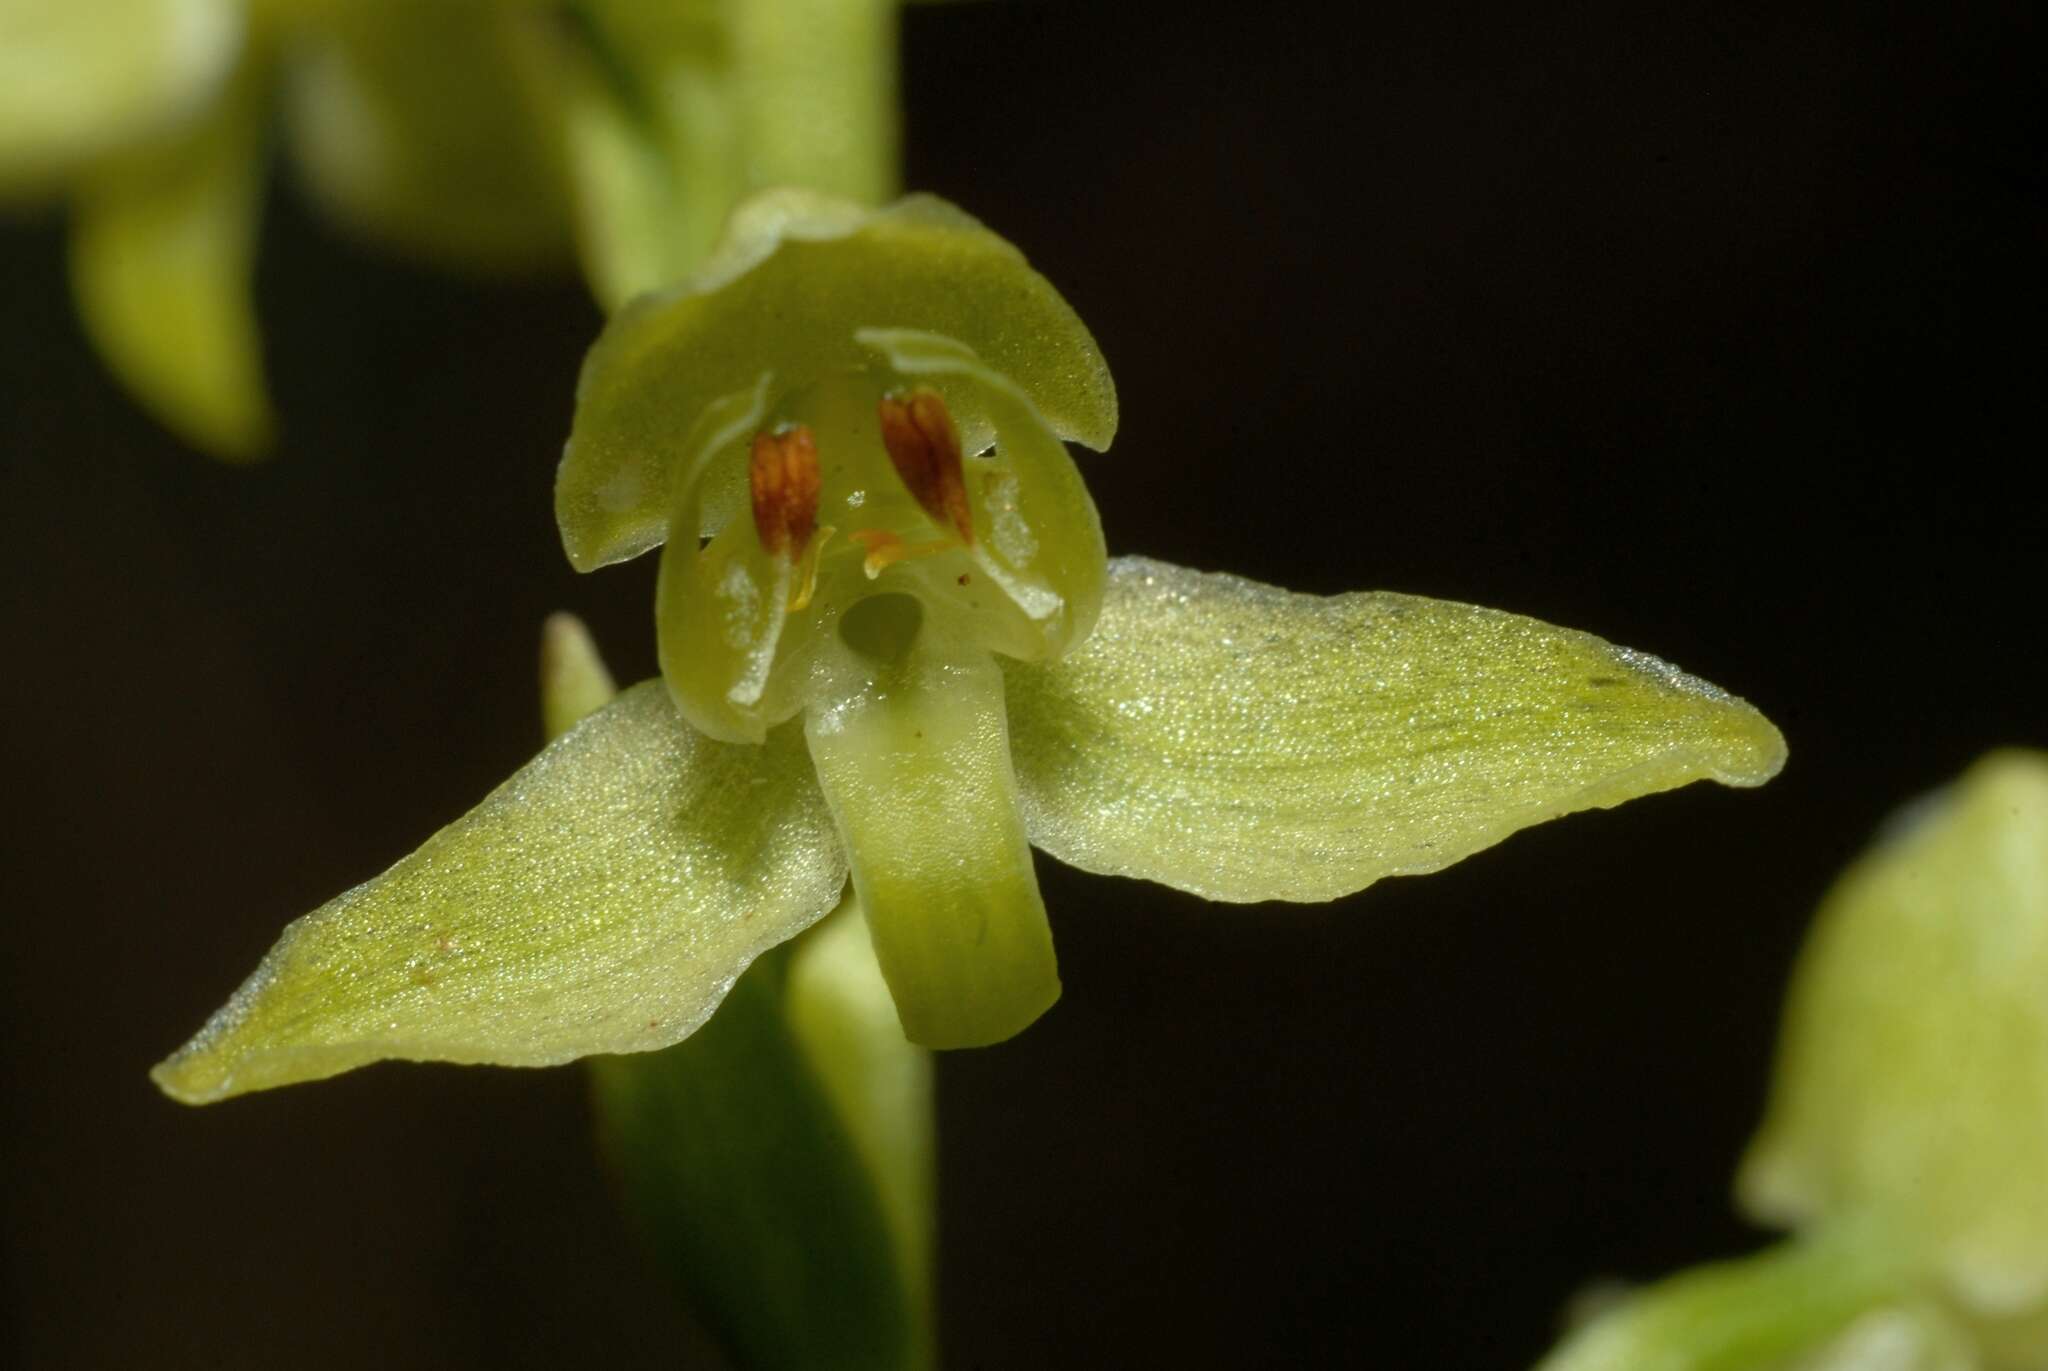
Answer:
153 682 846 1104
1006 557 1786 903
558 188 1116 571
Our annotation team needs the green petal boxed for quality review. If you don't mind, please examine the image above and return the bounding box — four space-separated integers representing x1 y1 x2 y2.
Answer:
653 374 796 744
69 56 272 461
592 904 929 1371
1005 557 1786 903
0 0 240 201
558 188 1117 572
858 328 1107 659
804 609 1060 1048
280 0 569 273
1739 751 2048 1319
151 682 846 1104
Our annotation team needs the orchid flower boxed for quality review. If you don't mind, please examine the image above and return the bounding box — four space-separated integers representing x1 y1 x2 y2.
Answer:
1538 751 2048 1371
153 190 1785 1103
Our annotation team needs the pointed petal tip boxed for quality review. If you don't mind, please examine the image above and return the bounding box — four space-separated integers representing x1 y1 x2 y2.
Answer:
149 989 378 1107
1712 701 1788 789
149 1051 223 1107
147 1035 329 1107
1604 645 1789 790
149 684 847 1106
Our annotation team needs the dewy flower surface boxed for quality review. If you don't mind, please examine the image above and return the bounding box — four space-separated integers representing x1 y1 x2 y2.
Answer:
153 190 1787 1104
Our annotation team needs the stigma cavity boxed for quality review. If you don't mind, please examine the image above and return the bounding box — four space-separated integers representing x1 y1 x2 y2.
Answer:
878 387 975 545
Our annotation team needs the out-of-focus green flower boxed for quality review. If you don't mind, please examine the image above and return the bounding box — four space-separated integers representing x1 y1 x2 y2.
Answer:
152 190 1784 1101
4 0 905 456
1537 750 2048 1371
5 0 576 459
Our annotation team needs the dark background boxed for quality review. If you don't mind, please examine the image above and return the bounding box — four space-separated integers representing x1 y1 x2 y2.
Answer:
3 2 2040 1367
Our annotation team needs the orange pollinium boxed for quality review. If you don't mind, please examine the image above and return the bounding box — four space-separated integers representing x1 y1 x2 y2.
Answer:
748 425 822 559
877 387 974 545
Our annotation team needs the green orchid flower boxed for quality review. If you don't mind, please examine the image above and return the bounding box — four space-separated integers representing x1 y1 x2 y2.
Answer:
152 189 1785 1102
1537 750 2048 1371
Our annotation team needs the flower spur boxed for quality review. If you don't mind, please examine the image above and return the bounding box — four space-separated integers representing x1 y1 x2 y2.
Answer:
153 190 1786 1102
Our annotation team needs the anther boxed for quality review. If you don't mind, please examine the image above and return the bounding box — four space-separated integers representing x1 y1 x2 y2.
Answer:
748 426 821 559
877 388 974 545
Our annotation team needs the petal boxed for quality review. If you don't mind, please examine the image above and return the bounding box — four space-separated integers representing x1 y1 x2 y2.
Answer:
280 0 570 273
0 0 240 201
1738 751 2048 1319
804 605 1060 1048
151 682 846 1104
658 504 795 744
69 56 272 461
1005 557 1787 903
858 328 1107 659
653 374 801 744
592 897 929 1371
558 189 1117 572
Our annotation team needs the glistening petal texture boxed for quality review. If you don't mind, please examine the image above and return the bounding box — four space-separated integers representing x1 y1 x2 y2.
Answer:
152 682 846 1104
558 188 1117 572
1006 557 1786 903
1738 751 2048 1322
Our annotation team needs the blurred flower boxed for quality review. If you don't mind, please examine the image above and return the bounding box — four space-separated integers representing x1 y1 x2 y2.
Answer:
1538 750 2048 1371
2 0 901 457
153 191 1784 1101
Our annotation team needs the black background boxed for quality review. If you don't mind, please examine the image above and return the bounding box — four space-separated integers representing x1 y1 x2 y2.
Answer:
2 2 2041 1367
